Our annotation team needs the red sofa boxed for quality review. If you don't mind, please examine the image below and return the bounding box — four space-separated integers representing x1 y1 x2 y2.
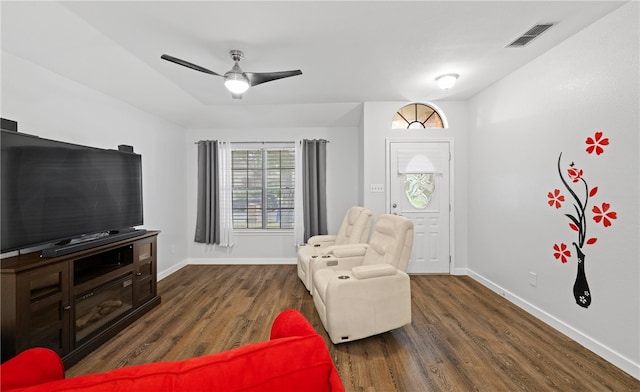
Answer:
0 309 345 392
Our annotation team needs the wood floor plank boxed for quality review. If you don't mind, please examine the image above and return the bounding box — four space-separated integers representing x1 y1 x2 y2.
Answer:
66 265 639 391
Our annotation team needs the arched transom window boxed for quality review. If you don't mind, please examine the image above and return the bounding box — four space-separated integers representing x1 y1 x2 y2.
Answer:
392 103 444 129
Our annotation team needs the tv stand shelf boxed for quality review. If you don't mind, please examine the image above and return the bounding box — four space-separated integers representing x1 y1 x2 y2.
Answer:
1 231 160 367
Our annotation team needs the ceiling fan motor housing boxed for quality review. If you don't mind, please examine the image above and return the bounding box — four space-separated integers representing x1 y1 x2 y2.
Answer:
229 49 244 62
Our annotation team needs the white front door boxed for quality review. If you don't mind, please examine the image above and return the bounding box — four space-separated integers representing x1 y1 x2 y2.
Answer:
389 141 451 274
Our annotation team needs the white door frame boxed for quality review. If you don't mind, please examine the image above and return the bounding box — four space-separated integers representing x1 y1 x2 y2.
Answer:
385 138 455 274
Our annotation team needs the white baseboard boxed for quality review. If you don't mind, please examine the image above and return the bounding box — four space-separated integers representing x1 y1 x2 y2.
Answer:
157 260 187 281
157 258 296 281
465 268 640 380
452 267 467 276
185 257 297 265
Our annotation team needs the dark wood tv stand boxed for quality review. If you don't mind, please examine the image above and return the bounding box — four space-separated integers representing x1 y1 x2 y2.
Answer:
1 231 160 367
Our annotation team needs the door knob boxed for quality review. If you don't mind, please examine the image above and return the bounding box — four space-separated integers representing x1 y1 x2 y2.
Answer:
392 203 397 208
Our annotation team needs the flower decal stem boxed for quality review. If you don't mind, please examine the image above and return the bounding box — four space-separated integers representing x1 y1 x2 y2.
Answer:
557 153 590 249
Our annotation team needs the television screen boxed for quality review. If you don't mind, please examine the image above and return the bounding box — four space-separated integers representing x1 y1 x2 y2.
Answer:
1 130 143 253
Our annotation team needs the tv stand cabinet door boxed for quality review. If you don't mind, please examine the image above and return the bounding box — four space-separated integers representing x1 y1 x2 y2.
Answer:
14 262 71 360
133 236 157 307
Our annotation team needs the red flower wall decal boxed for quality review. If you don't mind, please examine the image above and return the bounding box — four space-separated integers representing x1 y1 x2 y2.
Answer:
567 166 583 183
549 131 616 308
547 189 565 209
553 243 571 263
592 203 617 227
585 131 609 155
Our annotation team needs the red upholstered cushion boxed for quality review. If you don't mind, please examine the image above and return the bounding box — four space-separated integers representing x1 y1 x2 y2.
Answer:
5 310 344 392
270 309 345 391
12 337 334 392
0 347 64 390
270 308 318 339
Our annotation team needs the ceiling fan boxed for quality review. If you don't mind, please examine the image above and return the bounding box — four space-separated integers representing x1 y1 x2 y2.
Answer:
161 50 302 99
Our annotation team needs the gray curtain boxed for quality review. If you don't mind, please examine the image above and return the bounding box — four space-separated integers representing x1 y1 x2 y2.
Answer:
302 139 328 241
194 140 220 244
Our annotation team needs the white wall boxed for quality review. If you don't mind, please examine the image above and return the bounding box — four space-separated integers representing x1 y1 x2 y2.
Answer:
3 1 637 378
185 126 361 264
362 101 469 272
1 52 189 276
467 2 639 378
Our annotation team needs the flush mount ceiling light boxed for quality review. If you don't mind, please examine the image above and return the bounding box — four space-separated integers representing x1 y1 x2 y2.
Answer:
435 73 459 90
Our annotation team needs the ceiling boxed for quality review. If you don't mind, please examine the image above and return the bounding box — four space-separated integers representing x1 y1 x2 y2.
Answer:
1 1 625 129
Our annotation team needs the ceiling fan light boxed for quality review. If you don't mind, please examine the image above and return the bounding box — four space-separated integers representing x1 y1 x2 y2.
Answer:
224 73 250 94
435 73 459 90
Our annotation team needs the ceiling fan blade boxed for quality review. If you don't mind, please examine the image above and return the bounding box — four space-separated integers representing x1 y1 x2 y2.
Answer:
245 70 302 87
161 54 221 76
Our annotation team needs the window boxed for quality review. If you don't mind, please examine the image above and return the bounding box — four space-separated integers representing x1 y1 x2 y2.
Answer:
231 147 295 229
404 173 436 209
392 103 444 129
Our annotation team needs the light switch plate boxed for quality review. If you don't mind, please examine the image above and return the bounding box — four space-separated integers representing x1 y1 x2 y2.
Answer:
529 272 537 287
370 184 384 193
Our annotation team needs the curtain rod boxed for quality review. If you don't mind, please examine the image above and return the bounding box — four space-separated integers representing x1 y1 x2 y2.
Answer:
194 140 329 144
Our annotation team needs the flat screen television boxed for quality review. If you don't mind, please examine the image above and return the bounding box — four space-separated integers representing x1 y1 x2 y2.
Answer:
1 130 144 255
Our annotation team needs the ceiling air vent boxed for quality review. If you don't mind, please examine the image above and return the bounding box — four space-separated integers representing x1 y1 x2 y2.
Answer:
507 23 555 48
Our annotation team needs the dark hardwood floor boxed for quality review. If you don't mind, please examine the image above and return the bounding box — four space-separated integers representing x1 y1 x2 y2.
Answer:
67 265 639 391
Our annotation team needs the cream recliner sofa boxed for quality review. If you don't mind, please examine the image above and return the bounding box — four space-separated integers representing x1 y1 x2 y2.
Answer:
311 214 414 344
297 206 372 292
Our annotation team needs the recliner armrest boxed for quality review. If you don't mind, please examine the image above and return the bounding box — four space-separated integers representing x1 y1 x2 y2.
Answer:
322 244 368 257
311 254 364 272
307 235 337 246
352 264 397 279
